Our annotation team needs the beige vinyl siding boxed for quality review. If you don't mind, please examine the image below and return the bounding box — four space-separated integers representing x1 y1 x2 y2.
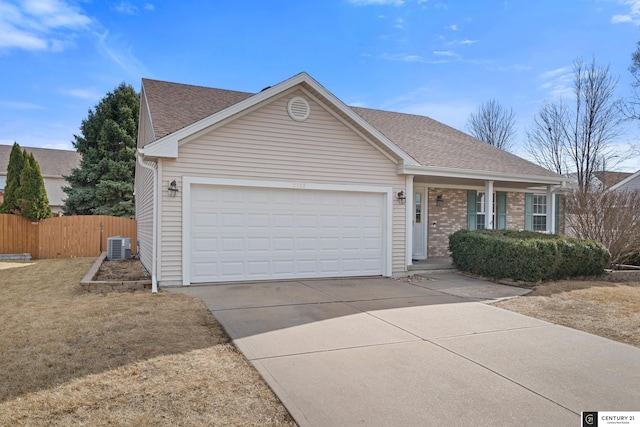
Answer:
158 90 405 284
617 174 640 192
135 160 155 274
134 88 157 274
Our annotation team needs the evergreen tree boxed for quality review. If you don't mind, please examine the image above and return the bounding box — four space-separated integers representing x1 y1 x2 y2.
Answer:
0 142 26 214
63 83 139 217
16 153 52 222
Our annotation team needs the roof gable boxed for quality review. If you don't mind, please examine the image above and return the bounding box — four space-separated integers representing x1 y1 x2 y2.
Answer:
142 73 417 165
609 169 640 192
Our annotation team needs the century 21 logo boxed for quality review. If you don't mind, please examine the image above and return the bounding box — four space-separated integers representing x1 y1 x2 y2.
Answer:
583 412 597 426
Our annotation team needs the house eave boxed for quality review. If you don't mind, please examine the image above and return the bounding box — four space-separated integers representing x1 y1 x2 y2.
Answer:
399 164 567 187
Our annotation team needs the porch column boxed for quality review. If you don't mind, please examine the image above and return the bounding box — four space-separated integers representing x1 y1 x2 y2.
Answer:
547 185 555 234
405 175 414 267
485 180 494 229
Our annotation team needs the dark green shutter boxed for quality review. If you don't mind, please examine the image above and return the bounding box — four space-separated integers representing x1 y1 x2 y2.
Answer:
467 190 477 230
554 194 560 234
524 193 533 231
497 192 507 230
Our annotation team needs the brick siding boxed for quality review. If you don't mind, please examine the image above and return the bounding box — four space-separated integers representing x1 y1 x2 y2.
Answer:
425 188 551 257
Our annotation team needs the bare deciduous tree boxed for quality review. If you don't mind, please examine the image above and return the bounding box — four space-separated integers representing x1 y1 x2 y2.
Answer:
466 99 517 151
566 188 640 267
527 57 624 192
623 40 640 120
526 100 569 175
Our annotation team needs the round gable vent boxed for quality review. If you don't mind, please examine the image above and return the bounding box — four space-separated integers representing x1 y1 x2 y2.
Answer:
287 96 310 121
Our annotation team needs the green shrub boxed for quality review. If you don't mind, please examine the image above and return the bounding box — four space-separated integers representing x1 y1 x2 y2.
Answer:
448 230 610 282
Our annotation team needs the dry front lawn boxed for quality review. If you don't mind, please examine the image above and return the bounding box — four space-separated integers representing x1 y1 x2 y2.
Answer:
0 258 295 426
495 280 640 348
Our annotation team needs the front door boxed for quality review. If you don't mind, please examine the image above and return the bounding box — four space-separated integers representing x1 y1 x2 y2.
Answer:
412 188 426 260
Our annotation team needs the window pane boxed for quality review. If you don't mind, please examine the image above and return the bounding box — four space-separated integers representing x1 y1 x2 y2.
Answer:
533 216 546 231
415 193 421 223
477 214 485 230
533 195 547 214
476 192 485 213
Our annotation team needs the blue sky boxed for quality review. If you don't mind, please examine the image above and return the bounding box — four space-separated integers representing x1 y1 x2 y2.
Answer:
1 0 640 171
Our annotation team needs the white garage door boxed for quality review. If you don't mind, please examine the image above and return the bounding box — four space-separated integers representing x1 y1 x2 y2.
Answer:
189 184 386 283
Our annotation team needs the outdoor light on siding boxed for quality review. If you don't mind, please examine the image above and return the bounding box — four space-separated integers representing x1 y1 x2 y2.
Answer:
168 180 179 198
397 190 406 204
436 195 444 206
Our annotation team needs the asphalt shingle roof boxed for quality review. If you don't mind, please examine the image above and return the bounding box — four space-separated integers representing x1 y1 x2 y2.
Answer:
142 78 253 139
593 171 633 189
142 78 560 178
0 145 80 177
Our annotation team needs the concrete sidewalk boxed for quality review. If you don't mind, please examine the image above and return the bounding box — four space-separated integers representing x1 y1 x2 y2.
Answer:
172 273 640 426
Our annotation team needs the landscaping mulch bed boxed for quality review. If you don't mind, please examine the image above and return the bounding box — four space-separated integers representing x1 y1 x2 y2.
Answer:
93 258 149 281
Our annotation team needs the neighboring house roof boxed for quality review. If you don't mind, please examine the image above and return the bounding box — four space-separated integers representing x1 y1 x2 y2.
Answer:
0 145 81 210
0 145 81 180
609 169 640 192
141 73 563 185
592 171 633 189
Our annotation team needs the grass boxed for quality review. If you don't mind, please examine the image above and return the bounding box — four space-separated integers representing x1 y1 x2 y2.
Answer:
0 258 295 426
495 279 640 348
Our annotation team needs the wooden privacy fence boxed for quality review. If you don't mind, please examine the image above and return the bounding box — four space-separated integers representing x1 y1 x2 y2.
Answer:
0 214 137 259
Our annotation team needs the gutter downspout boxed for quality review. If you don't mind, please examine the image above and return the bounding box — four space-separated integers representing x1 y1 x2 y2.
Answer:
137 152 158 293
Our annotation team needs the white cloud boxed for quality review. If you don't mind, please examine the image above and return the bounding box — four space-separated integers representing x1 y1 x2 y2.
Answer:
97 30 148 77
0 0 91 51
0 21 47 49
144 3 154 11
61 88 101 100
381 52 425 62
115 1 138 15
445 39 479 47
394 18 404 28
539 66 570 80
348 0 404 6
611 0 640 25
538 66 573 99
612 13 633 23
0 100 44 109
447 24 458 31
433 50 456 56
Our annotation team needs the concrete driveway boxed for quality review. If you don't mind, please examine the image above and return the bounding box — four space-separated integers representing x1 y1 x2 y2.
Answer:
172 272 640 426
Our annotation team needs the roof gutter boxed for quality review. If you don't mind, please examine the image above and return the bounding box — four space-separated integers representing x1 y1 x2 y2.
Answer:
136 150 158 294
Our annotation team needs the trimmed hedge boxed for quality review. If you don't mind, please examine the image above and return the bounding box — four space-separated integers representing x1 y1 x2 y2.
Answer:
448 230 610 282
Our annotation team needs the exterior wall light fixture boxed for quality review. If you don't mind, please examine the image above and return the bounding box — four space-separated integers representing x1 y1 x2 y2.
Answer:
168 180 179 197
436 195 444 206
397 190 406 204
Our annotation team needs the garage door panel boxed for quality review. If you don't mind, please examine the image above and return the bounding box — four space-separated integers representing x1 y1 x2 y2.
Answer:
248 237 270 252
247 261 270 275
190 184 385 283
